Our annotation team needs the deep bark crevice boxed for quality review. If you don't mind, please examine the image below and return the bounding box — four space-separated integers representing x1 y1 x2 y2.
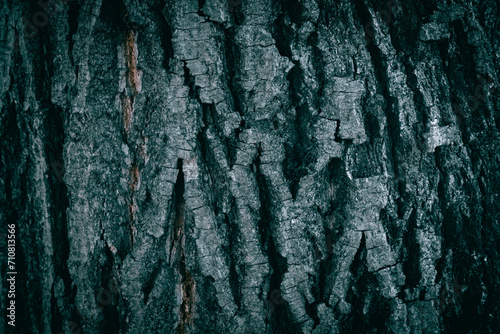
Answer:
33 25 75 332
282 77 318 198
222 27 242 116
170 159 196 334
100 0 129 32
343 233 391 333
316 158 350 307
169 159 185 265
44 102 72 331
156 0 174 73
352 0 406 211
252 144 300 332
254 146 286 290
449 20 490 131
99 243 120 334
2 96 33 330
220 24 247 167
401 207 422 287
67 0 80 67
225 210 242 310
273 5 318 199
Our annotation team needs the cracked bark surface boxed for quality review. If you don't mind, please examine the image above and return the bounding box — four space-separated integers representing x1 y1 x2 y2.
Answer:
1 0 499 333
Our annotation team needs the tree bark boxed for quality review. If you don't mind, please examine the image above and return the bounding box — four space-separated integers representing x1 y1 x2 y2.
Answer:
1 0 499 333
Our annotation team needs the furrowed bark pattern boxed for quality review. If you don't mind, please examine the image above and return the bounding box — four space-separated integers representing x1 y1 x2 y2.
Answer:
1 0 499 333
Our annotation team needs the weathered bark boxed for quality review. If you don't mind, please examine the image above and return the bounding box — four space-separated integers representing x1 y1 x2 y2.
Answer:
1 0 499 333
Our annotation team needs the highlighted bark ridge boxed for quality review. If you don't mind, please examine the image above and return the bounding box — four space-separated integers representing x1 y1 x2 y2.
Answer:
121 29 142 246
176 270 196 334
122 29 141 135
128 164 140 222
121 94 133 135
125 29 141 95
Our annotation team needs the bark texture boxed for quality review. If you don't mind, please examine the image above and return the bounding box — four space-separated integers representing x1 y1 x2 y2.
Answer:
1 0 499 333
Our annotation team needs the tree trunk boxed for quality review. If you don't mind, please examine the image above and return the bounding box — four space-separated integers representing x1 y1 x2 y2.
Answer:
1 0 499 333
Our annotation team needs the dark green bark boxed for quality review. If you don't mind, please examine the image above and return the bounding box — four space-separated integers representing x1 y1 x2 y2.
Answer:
1 0 499 333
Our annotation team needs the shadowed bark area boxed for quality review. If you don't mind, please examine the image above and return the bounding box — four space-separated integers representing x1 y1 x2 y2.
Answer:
1 0 499 333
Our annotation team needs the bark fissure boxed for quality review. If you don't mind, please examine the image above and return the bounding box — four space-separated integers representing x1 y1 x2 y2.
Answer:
67 1 80 67
171 159 196 334
274 1 318 200
352 0 404 201
157 0 174 73
253 144 301 333
225 210 242 311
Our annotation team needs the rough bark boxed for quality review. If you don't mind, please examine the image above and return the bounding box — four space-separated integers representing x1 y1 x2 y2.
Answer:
1 0 499 333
